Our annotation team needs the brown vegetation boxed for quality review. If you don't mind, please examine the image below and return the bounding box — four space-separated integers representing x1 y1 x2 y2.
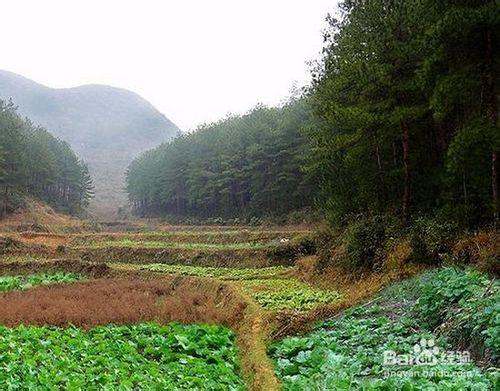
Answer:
0 235 50 256
0 277 246 329
0 199 87 233
451 230 499 275
70 229 308 246
0 259 111 278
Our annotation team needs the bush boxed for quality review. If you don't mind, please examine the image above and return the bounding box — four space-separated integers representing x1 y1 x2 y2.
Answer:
409 217 457 264
341 215 400 270
267 234 317 263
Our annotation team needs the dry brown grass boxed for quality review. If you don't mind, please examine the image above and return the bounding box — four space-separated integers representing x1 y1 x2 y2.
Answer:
0 235 50 256
17 232 70 248
451 230 499 275
0 199 85 233
0 278 246 329
0 259 111 278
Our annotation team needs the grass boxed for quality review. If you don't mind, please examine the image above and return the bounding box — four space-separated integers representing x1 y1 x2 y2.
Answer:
269 267 499 389
0 272 81 292
0 322 244 389
0 255 50 264
69 229 309 248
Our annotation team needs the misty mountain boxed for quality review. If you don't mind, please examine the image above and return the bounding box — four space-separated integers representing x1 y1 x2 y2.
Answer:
0 70 179 216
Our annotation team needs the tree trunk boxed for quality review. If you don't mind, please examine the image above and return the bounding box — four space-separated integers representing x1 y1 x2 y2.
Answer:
485 28 498 224
401 121 411 224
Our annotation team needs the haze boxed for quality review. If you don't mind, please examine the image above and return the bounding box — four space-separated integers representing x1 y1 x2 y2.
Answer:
1 0 338 131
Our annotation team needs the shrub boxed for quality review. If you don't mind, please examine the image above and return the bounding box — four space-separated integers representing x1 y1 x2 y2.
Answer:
409 217 457 264
310 226 339 270
451 231 499 275
267 233 317 262
341 215 400 270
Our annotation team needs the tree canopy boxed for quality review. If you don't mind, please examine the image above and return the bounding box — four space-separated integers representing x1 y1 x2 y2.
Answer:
127 0 498 229
126 102 315 219
0 99 93 216
308 0 498 228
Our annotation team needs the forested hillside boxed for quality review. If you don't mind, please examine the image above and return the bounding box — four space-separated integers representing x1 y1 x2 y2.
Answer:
0 70 178 216
0 100 93 216
126 101 315 220
309 0 498 229
127 0 498 230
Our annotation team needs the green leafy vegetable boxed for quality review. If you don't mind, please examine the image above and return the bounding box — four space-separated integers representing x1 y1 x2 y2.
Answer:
0 272 81 292
0 322 244 389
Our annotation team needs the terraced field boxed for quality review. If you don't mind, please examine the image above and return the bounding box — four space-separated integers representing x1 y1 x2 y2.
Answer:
0 226 496 389
0 225 342 389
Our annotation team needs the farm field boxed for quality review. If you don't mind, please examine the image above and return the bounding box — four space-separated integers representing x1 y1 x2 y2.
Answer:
0 225 497 390
0 323 243 389
270 268 499 390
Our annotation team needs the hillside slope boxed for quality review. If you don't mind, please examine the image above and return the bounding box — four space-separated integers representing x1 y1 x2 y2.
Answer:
0 70 179 217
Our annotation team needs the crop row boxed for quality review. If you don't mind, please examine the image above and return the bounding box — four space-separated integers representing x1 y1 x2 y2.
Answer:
270 268 499 389
0 272 81 292
0 322 244 389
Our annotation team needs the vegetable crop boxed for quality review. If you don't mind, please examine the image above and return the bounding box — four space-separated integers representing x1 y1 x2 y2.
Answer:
0 272 81 292
270 268 499 389
141 264 341 311
0 322 244 389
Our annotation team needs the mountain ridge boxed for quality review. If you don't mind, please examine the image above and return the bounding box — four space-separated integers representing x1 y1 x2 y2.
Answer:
0 70 179 217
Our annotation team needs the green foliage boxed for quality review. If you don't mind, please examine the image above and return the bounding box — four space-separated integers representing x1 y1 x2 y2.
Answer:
140 263 340 311
342 215 400 269
266 234 317 262
126 101 315 219
75 239 269 251
270 269 499 389
0 100 93 215
0 272 81 292
141 263 291 280
0 322 244 389
414 268 499 363
441 119 499 227
308 0 499 228
409 217 457 264
241 279 340 311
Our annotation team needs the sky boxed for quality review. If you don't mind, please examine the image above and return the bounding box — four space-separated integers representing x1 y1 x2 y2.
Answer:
1 0 339 131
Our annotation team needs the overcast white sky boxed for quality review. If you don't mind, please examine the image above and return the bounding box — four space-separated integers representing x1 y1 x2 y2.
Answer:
1 0 339 131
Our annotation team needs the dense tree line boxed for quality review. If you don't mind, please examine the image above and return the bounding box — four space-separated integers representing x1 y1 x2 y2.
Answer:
309 0 498 228
0 100 93 216
126 102 314 218
128 0 497 228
